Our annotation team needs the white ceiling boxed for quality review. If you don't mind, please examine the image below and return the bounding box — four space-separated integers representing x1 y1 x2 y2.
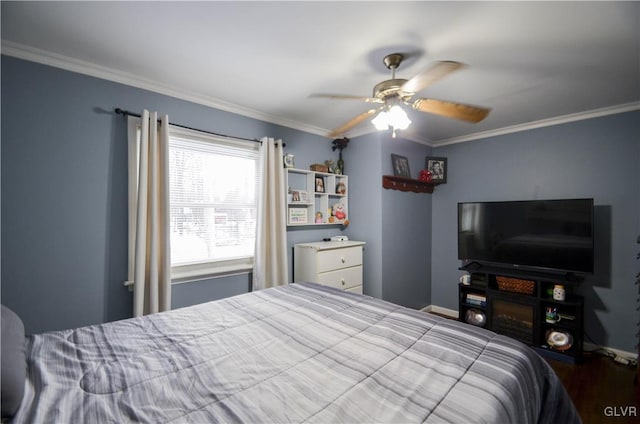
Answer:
2 1 639 145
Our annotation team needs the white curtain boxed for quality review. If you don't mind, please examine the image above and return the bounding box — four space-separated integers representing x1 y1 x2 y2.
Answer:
253 137 288 290
132 110 172 316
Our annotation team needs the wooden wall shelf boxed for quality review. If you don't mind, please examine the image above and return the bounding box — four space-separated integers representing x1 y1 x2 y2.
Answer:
382 175 438 193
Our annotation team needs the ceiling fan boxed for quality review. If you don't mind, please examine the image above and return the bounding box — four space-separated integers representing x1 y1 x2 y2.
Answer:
311 53 491 138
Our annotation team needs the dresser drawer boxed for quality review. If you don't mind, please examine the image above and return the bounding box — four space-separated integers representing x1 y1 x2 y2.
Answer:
345 285 363 295
316 266 362 290
316 246 362 273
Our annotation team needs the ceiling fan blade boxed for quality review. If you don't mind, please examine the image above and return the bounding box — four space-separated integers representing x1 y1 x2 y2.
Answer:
402 61 466 94
411 98 490 123
328 109 381 138
309 93 383 103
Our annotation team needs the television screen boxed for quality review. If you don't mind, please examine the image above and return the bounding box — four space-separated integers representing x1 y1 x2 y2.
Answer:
458 199 594 274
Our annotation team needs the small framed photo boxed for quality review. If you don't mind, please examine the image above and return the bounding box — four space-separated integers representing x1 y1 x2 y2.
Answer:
391 154 411 177
283 153 295 168
315 177 325 193
425 156 447 183
290 190 308 203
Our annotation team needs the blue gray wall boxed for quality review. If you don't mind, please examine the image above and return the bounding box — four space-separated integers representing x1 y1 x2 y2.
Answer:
430 111 640 352
340 132 432 308
2 56 638 353
380 137 432 308
1 56 346 334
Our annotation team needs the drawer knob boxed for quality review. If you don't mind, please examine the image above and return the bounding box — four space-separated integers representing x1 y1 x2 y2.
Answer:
341 257 346 263
341 278 346 285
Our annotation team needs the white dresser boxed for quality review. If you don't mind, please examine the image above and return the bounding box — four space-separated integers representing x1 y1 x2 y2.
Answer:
293 241 365 294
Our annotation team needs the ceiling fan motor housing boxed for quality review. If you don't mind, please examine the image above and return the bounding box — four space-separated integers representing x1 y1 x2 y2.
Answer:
373 79 409 99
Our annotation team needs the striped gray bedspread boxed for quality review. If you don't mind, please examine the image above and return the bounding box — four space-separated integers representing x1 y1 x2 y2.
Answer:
13 282 579 423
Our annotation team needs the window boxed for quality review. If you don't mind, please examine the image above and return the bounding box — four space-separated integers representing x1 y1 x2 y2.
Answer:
128 119 261 281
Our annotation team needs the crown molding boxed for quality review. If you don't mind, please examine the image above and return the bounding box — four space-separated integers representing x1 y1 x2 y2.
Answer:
1 41 328 137
435 102 640 147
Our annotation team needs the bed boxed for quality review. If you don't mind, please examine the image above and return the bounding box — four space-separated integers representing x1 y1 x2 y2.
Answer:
3 282 580 423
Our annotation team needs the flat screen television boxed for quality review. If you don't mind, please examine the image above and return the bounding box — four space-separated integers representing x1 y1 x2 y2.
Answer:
458 198 594 274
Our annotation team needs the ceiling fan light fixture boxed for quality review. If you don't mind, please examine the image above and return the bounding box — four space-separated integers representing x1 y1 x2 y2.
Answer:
371 105 411 135
388 105 411 130
371 111 389 130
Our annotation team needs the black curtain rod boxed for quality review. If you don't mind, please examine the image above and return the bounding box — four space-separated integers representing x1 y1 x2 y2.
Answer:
114 108 262 144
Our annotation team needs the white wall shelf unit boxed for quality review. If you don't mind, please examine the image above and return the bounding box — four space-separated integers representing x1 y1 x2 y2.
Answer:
285 168 348 226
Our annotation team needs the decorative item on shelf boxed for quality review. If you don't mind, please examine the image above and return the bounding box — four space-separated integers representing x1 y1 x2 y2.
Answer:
425 156 447 184
418 169 432 182
323 160 337 174
288 208 308 225
283 153 295 168
331 137 349 174
315 211 323 224
290 190 308 203
545 307 561 324
332 202 346 221
336 181 347 195
465 309 486 327
315 177 325 193
310 163 329 172
553 284 566 301
496 276 535 295
391 154 411 177
546 329 573 351
459 274 471 285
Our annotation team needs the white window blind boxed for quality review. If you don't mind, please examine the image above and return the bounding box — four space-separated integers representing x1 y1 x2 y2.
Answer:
168 128 260 279
128 118 261 282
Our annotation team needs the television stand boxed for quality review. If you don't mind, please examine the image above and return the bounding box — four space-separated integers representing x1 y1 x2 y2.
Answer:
461 261 483 271
458 267 584 364
563 272 584 283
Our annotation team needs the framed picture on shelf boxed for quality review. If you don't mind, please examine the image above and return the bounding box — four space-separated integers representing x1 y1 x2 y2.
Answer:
425 156 447 183
315 177 325 193
283 153 295 168
391 154 411 177
288 208 308 224
289 190 309 203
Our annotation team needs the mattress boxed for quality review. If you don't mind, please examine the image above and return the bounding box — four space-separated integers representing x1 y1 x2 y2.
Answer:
12 282 580 423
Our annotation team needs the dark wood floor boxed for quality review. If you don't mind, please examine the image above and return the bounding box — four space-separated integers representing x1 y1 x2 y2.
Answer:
546 353 639 424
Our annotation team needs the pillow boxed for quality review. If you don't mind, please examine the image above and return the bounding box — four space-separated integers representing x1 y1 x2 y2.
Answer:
1 305 27 419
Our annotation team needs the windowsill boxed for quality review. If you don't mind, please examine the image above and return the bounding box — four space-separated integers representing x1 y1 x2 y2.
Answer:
171 257 253 283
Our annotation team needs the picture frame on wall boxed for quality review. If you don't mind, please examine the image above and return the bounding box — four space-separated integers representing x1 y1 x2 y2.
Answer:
425 156 447 183
391 154 411 177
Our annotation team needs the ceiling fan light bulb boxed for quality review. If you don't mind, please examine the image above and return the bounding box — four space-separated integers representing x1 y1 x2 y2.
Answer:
388 105 411 130
372 111 389 130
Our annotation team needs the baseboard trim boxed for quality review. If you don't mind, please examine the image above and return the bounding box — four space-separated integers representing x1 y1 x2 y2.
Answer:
421 305 458 318
421 304 637 360
583 342 638 361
